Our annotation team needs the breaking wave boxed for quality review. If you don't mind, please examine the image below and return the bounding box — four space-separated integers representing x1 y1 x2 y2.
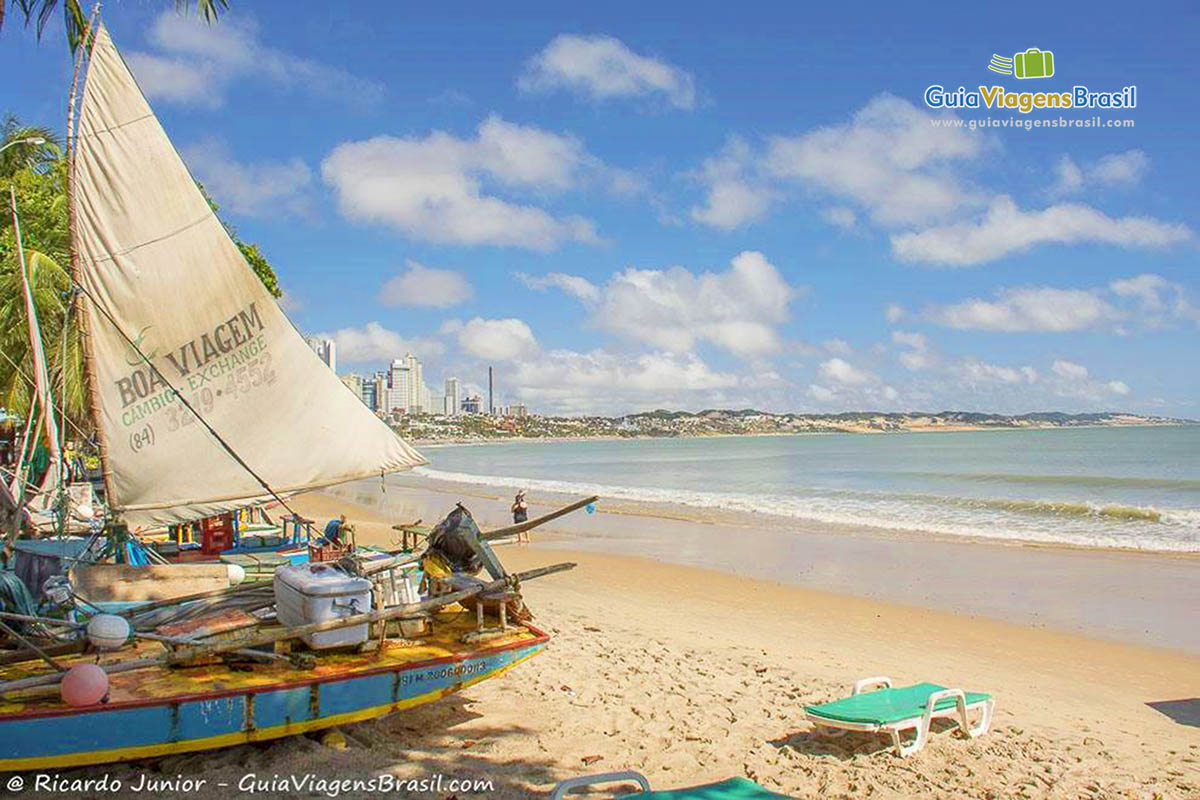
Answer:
411 466 1200 552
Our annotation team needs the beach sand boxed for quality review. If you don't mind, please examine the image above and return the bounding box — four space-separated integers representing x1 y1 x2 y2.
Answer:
92 485 1197 800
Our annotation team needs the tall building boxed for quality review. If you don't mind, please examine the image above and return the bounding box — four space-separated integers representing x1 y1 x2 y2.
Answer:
461 394 483 414
487 366 494 416
360 380 378 411
341 373 363 398
372 372 388 414
443 377 460 417
306 337 336 373
388 353 431 413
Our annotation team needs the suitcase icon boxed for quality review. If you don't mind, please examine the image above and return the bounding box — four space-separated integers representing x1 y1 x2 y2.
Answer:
1014 48 1054 79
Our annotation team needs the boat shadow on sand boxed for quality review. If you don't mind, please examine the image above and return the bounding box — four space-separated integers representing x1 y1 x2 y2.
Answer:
40 695 560 799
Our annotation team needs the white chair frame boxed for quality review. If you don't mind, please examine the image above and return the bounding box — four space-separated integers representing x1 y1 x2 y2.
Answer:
806 676 995 757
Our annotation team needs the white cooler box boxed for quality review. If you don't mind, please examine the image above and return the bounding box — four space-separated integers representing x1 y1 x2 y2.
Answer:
274 563 371 649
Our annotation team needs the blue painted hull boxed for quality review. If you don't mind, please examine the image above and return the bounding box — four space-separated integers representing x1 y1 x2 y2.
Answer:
0 628 548 771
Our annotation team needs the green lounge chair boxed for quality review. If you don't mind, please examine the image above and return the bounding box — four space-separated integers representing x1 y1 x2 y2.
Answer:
804 676 994 757
551 770 791 799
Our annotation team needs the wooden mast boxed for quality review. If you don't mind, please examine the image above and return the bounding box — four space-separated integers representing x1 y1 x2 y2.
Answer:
65 7 117 514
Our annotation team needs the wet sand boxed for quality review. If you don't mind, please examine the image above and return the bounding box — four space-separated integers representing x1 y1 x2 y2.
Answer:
325 474 1200 653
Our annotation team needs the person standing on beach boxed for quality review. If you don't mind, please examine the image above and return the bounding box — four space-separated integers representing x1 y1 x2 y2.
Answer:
511 490 530 542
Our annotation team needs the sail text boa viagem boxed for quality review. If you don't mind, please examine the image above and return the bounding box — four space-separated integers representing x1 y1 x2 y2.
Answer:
113 302 275 428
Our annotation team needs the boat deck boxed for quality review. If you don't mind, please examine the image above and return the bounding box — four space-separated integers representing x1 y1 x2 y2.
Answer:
0 612 545 718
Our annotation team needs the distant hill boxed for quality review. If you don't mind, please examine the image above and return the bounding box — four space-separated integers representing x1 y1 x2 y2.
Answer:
392 408 1195 443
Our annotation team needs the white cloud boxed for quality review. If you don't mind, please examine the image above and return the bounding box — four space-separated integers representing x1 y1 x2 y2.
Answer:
689 138 775 230
899 351 934 371
822 207 857 230
823 339 853 356
519 34 696 110
891 196 1192 266
808 384 836 402
884 304 906 323
765 94 985 227
1052 150 1149 194
182 138 312 218
926 286 1116 332
1110 273 1171 310
1052 156 1085 195
127 12 384 109
515 272 600 303
892 331 934 371
1039 360 1135 401
891 330 927 351
322 322 444 364
1052 359 1089 380
456 318 539 361
321 115 604 250
523 251 798 357
380 261 473 308
818 358 877 387
927 274 1199 333
958 359 1029 385
1109 273 1199 326
1092 150 1150 185
510 349 740 415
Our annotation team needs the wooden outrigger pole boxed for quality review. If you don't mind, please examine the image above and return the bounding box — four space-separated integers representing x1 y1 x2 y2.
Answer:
480 495 599 541
0 562 575 696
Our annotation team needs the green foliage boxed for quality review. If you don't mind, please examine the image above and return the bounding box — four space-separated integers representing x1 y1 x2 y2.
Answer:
197 182 282 298
1 0 229 52
1 114 62 178
0 160 85 431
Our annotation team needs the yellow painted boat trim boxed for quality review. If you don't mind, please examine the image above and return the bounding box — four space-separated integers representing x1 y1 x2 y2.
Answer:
0 649 540 772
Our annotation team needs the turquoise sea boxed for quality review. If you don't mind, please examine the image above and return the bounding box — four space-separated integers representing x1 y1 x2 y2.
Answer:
416 426 1200 552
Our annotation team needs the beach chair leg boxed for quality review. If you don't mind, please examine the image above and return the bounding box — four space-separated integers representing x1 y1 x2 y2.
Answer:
962 698 995 739
889 720 928 758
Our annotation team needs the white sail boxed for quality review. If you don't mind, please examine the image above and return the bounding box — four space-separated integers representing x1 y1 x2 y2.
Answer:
72 25 426 528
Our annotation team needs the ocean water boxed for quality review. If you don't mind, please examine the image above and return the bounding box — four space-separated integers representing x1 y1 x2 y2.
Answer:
414 426 1200 552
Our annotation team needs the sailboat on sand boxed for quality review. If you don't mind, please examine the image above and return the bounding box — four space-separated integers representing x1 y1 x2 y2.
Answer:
0 17 581 770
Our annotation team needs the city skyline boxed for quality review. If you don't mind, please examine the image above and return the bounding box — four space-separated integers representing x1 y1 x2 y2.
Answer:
333 350 521 418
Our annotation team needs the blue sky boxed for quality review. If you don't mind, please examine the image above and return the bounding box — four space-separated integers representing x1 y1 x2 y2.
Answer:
3 1 1197 415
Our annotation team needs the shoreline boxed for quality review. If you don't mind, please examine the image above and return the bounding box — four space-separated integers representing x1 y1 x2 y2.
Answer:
402 466 1200 558
321 474 1200 653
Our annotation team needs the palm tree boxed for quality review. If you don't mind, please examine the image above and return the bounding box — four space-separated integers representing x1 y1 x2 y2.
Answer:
1 0 228 52
1 157 86 434
1 115 62 178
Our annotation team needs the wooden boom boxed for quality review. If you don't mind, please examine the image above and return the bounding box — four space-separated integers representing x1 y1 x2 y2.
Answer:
480 495 599 541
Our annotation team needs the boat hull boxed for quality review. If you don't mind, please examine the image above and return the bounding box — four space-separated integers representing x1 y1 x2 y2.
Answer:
0 623 548 771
